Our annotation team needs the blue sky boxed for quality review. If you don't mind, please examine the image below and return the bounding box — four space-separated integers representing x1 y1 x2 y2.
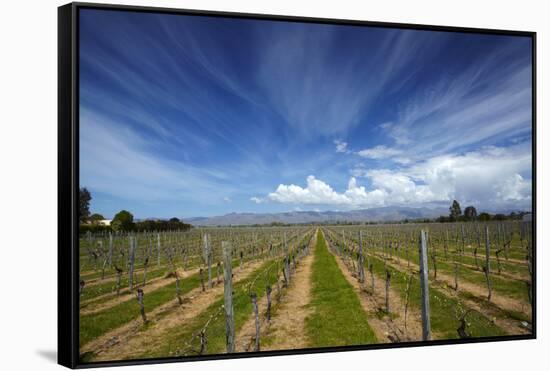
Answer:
79 9 533 219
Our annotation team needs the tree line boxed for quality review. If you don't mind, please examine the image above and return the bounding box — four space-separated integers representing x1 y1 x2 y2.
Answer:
434 199 530 223
79 187 192 234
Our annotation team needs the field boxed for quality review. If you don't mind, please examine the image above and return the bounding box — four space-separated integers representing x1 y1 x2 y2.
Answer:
78 221 533 362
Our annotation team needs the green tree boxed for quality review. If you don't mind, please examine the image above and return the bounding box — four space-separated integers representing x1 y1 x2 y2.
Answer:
79 188 91 223
111 210 135 232
449 200 462 221
478 212 491 221
464 206 478 221
89 213 104 221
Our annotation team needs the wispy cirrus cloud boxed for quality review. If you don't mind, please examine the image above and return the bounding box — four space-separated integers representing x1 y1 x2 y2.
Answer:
356 145 409 164
334 139 349 153
250 197 264 204
80 9 532 217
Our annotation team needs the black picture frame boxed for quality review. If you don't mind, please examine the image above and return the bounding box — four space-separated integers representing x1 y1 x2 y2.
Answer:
58 2 537 368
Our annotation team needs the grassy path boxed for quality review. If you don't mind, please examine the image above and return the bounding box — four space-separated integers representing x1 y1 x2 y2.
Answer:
327 238 424 342
305 230 378 347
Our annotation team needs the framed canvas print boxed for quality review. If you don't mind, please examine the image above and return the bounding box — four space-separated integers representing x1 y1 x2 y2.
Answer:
58 2 536 368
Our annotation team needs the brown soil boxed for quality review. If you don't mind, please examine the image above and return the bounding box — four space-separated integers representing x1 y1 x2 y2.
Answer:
85 259 266 362
235 294 269 352
80 268 195 316
246 232 317 352
499 256 529 265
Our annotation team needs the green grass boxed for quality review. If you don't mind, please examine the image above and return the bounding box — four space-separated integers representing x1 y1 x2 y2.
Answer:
305 231 378 347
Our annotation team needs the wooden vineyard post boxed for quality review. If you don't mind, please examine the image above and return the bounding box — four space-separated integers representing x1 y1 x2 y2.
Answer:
217 262 221 284
461 224 465 255
251 293 260 351
143 256 149 285
419 230 431 341
240 251 244 271
108 232 113 267
200 268 205 292
283 256 290 287
266 285 272 322
503 226 512 261
358 231 365 284
115 265 122 295
100 241 108 279
483 226 493 301
136 288 147 323
128 235 136 291
222 241 235 353
430 241 437 280
203 233 213 289
342 230 347 262
175 270 183 305
369 262 375 294
157 233 161 266
79 280 85 296
385 269 391 313
474 226 480 270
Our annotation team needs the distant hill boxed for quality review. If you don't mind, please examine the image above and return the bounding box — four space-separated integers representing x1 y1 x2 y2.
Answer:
182 206 448 226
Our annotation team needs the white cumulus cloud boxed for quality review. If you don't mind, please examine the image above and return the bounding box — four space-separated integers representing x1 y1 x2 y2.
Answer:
264 144 532 210
267 175 385 207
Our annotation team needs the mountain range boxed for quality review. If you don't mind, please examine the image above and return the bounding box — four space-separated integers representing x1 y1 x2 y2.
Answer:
182 206 449 226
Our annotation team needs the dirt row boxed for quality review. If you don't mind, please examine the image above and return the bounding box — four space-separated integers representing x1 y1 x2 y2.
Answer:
236 232 317 352
80 268 195 316
85 259 267 361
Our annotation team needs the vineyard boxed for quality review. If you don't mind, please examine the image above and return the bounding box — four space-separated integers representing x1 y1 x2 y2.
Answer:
78 221 533 362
